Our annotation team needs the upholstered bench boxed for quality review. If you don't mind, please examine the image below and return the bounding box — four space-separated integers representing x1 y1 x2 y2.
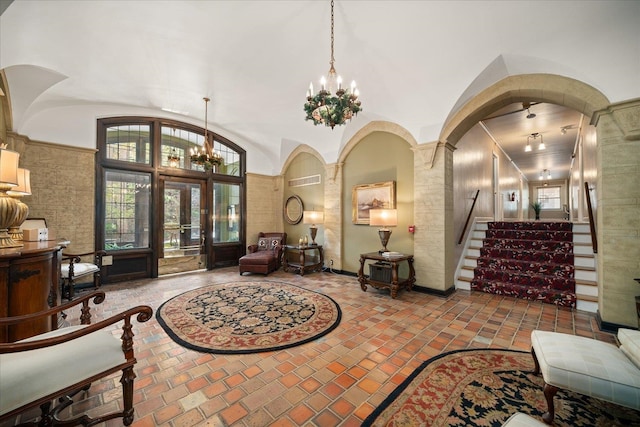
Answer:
502 412 546 426
531 329 640 424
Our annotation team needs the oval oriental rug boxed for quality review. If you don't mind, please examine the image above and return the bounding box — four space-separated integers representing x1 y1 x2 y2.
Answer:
156 281 341 354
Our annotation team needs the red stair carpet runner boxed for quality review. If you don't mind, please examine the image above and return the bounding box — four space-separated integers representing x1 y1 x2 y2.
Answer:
471 221 576 308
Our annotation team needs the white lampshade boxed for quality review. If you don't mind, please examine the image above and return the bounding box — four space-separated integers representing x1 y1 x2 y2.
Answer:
8 168 31 196
303 210 324 225
369 209 397 228
0 148 19 186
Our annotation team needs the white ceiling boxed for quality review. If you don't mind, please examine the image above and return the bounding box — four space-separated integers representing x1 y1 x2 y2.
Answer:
1 1 638 178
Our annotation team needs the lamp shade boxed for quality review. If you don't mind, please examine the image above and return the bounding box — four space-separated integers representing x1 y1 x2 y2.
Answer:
303 210 324 225
0 148 19 186
7 168 31 196
369 209 397 228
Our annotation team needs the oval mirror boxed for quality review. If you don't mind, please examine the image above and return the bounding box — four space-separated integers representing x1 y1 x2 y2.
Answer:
284 195 304 225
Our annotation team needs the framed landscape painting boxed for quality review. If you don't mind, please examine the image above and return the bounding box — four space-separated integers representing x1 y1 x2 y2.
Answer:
352 181 396 224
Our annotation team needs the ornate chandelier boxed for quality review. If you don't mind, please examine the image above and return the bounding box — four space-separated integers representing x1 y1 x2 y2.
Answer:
190 97 223 170
304 0 361 129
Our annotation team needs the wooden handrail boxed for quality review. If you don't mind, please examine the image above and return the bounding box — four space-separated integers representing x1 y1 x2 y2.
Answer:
584 182 598 254
458 189 480 244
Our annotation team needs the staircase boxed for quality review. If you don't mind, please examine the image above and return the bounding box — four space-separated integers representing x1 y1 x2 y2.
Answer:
456 220 597 312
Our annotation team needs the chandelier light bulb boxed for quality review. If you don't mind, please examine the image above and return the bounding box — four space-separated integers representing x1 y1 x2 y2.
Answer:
525 143 532 152
539 141 546 150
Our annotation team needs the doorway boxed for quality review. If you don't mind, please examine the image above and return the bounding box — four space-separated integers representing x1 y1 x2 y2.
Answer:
159 177 207 275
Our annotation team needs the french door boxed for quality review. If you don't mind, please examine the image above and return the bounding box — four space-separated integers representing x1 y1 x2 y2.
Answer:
159 176 207 275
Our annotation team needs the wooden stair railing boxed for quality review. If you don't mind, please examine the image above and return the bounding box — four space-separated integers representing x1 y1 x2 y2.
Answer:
458 189 480 245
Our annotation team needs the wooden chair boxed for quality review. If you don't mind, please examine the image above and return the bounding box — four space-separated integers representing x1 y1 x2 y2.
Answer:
61 250 107 300
0 291 152 426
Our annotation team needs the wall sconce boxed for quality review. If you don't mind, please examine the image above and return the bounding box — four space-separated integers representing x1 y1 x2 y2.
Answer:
303 210 324 245
369 209 397 253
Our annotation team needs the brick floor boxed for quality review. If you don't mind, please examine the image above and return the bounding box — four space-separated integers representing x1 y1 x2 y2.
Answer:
1 267 616 426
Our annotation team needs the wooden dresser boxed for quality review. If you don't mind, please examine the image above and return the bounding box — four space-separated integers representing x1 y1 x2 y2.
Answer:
0 240 65 342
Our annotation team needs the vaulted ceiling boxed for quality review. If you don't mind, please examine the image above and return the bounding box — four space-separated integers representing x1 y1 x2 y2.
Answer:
1 1 638 178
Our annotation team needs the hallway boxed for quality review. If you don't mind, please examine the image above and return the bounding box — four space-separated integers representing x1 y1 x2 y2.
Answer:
3 268 616 427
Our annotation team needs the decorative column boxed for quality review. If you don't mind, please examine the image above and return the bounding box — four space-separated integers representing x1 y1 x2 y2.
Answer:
323 162 343 270
592 99 640 328
412 141 455 293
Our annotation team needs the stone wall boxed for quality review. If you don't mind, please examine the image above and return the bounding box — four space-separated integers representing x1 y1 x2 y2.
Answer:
8 133 96 253
245 173 283 250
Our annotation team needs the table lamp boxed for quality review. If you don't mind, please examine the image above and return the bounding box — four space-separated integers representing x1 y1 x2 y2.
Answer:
303 210 324 245
0 146 22 248
8 168 32 240
369 209 397 253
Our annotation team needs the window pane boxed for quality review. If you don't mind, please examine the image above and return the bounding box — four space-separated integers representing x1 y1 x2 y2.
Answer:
213 183 240 243
161 126 204 169
104 170 151 250
537 186 561 210
214 139 241 176
105 125 151 164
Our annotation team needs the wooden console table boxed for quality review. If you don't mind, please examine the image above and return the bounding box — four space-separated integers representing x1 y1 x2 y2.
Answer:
358 252 415 299
0 240 66 342
283 245 324 275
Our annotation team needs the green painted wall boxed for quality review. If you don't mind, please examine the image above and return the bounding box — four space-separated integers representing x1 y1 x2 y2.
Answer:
342 132 414 274
283 152 325 246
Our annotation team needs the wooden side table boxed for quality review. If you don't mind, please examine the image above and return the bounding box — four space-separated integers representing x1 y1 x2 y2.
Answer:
358 252 415 299
283 245 324 276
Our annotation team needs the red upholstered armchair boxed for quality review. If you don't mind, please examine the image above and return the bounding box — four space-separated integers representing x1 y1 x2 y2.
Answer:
239 232 287 275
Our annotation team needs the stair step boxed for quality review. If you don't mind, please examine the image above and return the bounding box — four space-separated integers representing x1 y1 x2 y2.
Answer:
479 247 574 264
474 267 575 291
476 258 574 278
471 280 576 308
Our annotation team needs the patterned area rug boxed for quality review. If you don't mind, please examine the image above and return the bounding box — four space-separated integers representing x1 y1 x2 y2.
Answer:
363 349 640 426
156 281 341 354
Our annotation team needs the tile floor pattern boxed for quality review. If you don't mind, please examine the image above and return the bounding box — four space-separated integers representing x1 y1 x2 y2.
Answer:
3 267 617 427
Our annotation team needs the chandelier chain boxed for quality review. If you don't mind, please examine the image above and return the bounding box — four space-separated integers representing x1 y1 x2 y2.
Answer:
330 0 335 68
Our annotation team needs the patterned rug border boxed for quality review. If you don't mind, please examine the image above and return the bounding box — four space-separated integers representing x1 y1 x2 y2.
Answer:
361 348 528 427
156 281 342 354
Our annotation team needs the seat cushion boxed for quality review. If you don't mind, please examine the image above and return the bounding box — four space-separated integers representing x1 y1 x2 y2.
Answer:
531 330 640 410
60 262 99 279
239 251 276 265
619 328 640 369
502 413 546 426
0 326 124 416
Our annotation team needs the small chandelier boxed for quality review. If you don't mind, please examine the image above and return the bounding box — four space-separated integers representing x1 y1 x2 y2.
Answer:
304 0 361 129
190 97 223 171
